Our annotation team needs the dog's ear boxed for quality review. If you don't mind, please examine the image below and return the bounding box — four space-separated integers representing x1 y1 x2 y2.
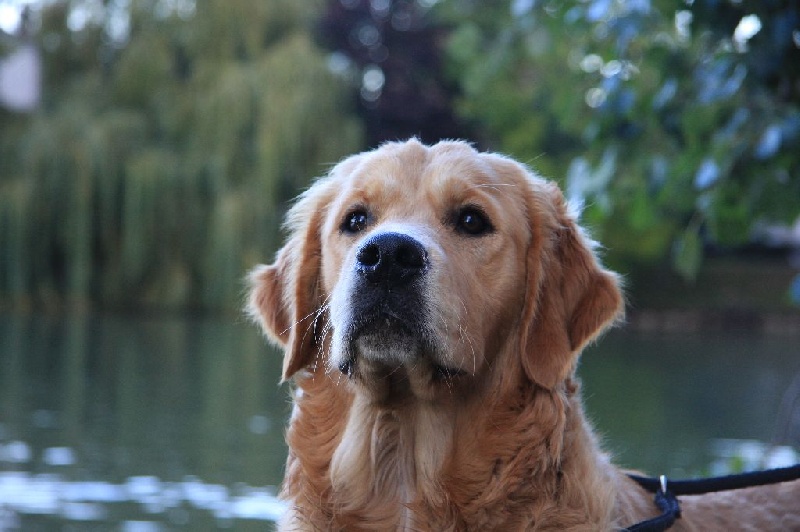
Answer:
247 189 330 382
519 181 624 390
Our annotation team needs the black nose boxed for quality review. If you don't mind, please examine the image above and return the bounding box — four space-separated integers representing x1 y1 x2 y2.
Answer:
356 232 428 286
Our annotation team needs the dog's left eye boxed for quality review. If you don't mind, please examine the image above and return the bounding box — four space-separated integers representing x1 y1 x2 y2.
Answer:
455 206 493 236
342 209 369 234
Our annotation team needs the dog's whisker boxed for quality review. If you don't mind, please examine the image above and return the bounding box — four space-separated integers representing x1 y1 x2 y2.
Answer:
467 182 518 191
294 303 330 355
385 363 406 379
460 298 484 366
467 182 520 203
460 325 478 376
318 319 333 349
443 370 454 394
457 296 469 316
437 312 450 335
453 295 480 375
279 295 331 337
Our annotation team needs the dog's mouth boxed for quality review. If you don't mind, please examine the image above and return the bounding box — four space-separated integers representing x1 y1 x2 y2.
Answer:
338 311 465 387
431 363 467 381
338 356 465 381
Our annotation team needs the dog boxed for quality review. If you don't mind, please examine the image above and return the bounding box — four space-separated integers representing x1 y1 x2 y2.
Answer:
248 139 799 531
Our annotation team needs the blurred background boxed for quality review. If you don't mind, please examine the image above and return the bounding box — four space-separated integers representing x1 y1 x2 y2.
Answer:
0 0 798 529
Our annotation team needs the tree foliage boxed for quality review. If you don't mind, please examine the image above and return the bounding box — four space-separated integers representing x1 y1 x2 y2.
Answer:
1 0 798 311
316 0 469 146
437 0 800 277
0 0 360 311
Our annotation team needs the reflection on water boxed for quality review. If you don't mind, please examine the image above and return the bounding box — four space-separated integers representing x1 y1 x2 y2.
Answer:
0 313 798 529
0 470 284 529
580 328 800 476
0 313 288 530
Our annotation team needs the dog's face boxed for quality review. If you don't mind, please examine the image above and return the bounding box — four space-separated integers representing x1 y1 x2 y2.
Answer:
319 141 530 402
249 140 622 404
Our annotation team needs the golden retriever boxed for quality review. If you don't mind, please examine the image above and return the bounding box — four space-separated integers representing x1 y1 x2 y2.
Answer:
248 139 799 531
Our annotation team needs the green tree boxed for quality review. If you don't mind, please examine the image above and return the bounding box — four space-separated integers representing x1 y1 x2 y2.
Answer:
438 0 800 279
0 0 361 311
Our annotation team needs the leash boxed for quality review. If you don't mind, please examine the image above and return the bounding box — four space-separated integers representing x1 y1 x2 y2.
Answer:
622 464 800 531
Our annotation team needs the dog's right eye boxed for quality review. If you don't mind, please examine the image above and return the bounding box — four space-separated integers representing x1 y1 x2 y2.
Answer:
454 206 493 236
342 210 369 234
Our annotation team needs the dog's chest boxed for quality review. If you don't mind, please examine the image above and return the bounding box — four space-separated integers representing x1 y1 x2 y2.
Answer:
323 399 455 527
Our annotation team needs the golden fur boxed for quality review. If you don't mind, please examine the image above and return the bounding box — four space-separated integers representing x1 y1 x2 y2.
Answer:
248 139 800 531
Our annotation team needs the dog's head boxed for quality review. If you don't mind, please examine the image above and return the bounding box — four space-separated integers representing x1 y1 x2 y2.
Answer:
248 140 622 403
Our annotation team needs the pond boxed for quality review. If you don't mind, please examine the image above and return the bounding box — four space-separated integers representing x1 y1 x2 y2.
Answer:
0 313 798 530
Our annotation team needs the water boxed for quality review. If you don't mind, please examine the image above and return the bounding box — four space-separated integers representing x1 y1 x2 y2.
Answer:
0 314 287 531
579 329 799 475
0 313 798 530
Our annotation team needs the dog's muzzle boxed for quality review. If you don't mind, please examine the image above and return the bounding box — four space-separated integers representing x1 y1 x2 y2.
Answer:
334 230 468 390
337 232 431 373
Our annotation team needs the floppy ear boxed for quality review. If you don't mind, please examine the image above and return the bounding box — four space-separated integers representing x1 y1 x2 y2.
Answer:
247 192 328 382
520 182 624 390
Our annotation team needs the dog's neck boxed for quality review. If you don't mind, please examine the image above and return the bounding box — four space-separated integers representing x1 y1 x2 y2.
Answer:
282 370 620 530
328 393 455 529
